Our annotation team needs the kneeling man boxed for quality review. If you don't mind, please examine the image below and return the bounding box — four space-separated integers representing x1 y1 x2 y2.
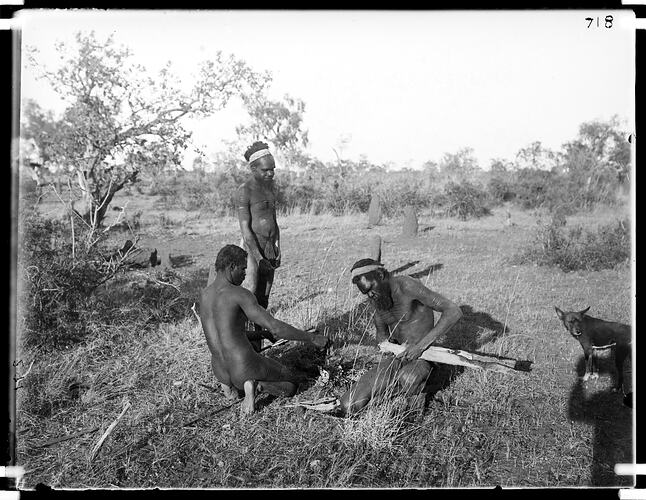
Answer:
339 258 462 416
200 244 328 415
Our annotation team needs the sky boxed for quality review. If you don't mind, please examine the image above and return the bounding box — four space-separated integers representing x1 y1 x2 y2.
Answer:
17 9 636 170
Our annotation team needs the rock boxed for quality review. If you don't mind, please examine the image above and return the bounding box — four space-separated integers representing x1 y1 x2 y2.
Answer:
402 206 418 237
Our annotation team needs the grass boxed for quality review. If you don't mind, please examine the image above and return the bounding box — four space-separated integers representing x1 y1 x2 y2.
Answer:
15 192 634 488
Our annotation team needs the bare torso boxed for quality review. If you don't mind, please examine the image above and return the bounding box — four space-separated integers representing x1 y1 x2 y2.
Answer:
238 180 278 244
376 276 443 345
200 281 271 388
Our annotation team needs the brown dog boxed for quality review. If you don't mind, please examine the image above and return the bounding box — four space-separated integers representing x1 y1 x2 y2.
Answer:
555 306 631 391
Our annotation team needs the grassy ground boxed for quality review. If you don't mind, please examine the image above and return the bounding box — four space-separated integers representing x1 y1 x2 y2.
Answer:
16 192 633 488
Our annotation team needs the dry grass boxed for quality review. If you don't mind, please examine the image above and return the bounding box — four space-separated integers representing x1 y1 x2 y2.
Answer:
15 196 634 489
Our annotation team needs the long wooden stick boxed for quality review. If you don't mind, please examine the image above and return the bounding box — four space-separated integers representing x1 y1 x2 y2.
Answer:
90 401 131 461
378 342 530 374
34 426 100 448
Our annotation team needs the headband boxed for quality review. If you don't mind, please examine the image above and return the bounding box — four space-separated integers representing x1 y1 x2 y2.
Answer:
248 149 272 164
351 264 384 278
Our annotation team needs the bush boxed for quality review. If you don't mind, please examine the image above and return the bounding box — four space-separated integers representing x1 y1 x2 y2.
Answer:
434 181 492 220
487 176 516 205
18 215 114 349
518 218 630 272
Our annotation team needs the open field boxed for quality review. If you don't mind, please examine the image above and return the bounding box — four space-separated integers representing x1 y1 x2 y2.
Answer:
16 192 633 488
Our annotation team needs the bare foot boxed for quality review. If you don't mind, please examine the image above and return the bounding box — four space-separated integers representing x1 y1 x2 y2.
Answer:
241 380 257 416
220 383 241 401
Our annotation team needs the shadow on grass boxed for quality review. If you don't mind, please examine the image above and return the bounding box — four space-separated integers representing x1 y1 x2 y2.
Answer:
409 264 444 279
391 261 420 274
568 355 633 486
423 304 511 399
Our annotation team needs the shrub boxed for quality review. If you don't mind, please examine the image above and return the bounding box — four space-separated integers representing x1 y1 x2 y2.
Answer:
434 181 492 220
518 218 630 272
487 176 516 205
18 215 115 349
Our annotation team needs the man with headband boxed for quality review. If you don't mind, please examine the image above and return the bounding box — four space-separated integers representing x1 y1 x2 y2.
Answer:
237 141 281 351
338 258 463 416
199 244 329 415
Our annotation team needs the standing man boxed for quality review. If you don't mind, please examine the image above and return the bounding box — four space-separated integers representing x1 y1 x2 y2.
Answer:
338 258 463 416
237 141 281 351
200 244 328 415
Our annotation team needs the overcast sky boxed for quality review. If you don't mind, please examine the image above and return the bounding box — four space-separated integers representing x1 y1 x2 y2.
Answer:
17 9 635 170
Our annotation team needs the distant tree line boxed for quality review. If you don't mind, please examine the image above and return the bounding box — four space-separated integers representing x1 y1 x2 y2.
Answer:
20 30 631 224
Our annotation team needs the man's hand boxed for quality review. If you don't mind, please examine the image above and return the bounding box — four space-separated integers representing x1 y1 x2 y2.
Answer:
261 329 277 343
397 343 425 362
259 258 276 273
307 328 329 349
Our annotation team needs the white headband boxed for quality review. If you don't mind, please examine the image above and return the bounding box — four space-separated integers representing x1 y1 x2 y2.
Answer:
248 149 272 164
351 264 384 278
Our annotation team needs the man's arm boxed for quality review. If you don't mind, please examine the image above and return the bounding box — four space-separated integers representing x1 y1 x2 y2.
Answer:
237 289 327 347
398 278 462 361
374 312 389 344
274 221 281 268
237 185 263 262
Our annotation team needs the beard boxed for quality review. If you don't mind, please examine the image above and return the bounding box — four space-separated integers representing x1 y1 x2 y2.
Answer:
370 280 394 311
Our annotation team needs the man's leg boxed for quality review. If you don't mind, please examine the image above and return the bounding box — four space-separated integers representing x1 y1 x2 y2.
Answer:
243 250 262 352
252 263 276 348
395 360 433 419
339 357 403 416
258 380 297 397
211 355 242 400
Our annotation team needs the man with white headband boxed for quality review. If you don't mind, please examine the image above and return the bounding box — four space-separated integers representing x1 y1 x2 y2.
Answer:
237 141 281 351
338 258 463 416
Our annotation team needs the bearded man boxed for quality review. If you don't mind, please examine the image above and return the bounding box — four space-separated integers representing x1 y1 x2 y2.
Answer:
338 258 463 416
236 141 281 352
200 244 328 415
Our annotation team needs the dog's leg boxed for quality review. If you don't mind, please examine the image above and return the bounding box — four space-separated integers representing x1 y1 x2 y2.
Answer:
590 349 599 380
613 345 629 392
582 349 594 382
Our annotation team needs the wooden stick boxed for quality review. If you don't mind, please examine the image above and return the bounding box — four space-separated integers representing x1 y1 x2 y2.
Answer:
378 342 530 374
34 426 100 448
90 401 131 461
260 338 289 352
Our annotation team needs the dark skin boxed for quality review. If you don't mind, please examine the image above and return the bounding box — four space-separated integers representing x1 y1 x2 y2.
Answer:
199 259 328 415
339 272 463 415
237 154 281 350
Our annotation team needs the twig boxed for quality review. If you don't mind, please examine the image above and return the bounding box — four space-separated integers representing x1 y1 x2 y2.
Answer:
34 426 100 448
90 401 131 462
14 358 35 383
181 401 237 428
150 276 180 293
191 302 202 326
198 382 218 391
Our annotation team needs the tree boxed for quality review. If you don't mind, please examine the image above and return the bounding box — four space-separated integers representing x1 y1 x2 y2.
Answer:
236 93 309 166
560 116 630 205
25 30 268 231
515 141 557 171
438 148 481 183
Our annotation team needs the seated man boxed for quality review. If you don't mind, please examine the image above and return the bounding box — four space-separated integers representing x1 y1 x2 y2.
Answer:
338 258 463 416
200 244 328 415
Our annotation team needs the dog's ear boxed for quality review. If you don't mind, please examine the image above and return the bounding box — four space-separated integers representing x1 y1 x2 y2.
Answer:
579 306 590 316
555 307 564 321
